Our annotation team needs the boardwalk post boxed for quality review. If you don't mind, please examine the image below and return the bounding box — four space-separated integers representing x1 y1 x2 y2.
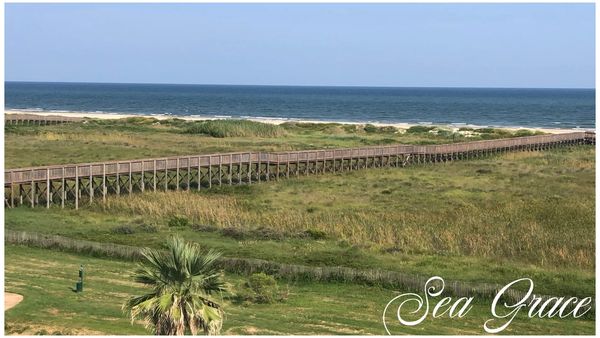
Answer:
257 154 261 183
30 169 35 208
116 162 120 196
276 154 280 181
287 152 290 178
238 154 242 184
198 156 202 190
187 157 191 191
176 158 180 191
164 160 168 191
333 151 336 173
129 162 132 195
209 156 213 188
61 167 65 208
89 165 93 204
46 168 50 209
141 162 145 192
219 155 222 186
248 153 252 184
102 164 106 203
229 154 233 185
153 160 157 191
266 155 270 181
10 171 14 208
75 165 79 210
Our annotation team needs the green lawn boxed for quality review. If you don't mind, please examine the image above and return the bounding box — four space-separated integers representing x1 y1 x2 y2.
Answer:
5 245 594 335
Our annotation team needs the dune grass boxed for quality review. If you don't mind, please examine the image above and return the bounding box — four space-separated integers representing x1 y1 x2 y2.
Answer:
4 245 594 335
184 119 287 137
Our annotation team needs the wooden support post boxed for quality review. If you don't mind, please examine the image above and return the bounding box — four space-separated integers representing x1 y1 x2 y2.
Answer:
333 151 336 173
10 171 14 208
46 168 50 208
176 158 180 191
238 154 242 184
256 153 262 183
102 164 106 203
219 156 222 186
30 169 35 208
165 160 168 191
198 156 202 190
89 165 93 204
75 166 79 210
153 160 157 191
229 154 233 185
305 157 309 176
287 152 290 178
276 155 280 181
141 162 145 192
61 168 65 208
209 157 213 188
116 162 120 195
187 157 191 190
129 162 132 196
248 153 252 184
266 156 270 181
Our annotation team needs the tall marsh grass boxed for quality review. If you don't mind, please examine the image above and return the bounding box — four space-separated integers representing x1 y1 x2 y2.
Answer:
95 146 596 269
184 120 286 138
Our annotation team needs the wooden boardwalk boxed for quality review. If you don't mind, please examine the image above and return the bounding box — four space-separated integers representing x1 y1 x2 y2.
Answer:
4 131 595 209
5 113 83 125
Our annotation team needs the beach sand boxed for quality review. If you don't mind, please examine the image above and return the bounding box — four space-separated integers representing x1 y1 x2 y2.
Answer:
4 110 589 134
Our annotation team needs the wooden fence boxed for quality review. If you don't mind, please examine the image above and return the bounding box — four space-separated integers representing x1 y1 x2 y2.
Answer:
4 131 595 209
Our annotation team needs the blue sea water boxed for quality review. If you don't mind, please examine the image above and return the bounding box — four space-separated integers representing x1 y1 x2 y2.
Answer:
4 82 596 129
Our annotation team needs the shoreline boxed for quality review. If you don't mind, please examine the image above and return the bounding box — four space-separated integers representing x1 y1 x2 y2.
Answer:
5 109 593 134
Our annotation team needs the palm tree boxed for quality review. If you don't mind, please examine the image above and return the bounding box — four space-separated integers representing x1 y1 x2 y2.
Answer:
123 236 225 335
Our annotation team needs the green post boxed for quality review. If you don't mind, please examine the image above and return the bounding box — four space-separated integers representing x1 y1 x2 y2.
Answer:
75 264 84 292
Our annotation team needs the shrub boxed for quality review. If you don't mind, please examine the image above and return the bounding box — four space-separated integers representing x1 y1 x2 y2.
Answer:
220 227 248 240
304 229 328 240
475 128 496 133
306 206 318 213
138 224 159 233
363 124 379 133
111 225 135 235
167 215 190 228
238 273 284 304
406 125 436 133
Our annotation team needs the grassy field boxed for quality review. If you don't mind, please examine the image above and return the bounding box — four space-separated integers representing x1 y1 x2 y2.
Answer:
4 118 595 334
5 118 539 168
5 245 594 335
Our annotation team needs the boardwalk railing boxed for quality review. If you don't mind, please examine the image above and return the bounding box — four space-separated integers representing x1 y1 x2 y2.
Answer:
4 131 595 209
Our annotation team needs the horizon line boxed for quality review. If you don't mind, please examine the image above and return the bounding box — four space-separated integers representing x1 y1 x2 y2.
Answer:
4 80 595 91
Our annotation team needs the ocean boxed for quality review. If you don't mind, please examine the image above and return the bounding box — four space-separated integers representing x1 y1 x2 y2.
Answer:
4 82 595 129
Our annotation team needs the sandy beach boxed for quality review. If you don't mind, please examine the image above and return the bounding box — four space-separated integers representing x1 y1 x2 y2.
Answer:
5 110 591 134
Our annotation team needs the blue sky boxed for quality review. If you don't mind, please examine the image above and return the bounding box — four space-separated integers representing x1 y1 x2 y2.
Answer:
5 3 595 88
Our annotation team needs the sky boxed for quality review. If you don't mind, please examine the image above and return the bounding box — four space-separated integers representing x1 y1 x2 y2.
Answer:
4 3 596 88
